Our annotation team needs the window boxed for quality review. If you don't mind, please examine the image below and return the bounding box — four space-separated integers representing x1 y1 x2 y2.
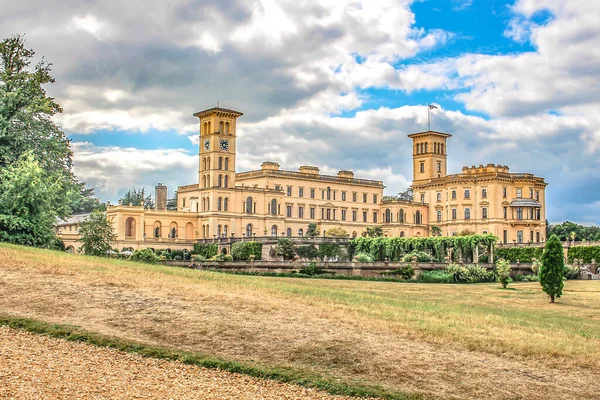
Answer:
436 192 442 202
299 187 304 197
342 191 346 201
275 185 280 191
399 209 405 223
333 191 336 200
437 210 442 222
420 193 425 204
535 191 540 201
437 162 441 173
271 225 278 237
530 231 534 242
529 188 534 198
287 228 292 237
327 187 331 200
503 230 508 243
385 209 391 223
536 232 540 242
321 189 325 200
245 197 253 213
298 228 304 237
503 206 507 219
529 208 534 220
482 207 488 219
363 193 367 203
352 210 357 222
414 210 422 224
363 211 367 222
342 209 346 221
517 230 523 243
452 208 457 220
286 205 292 217
310 207 315 219
373 194 377 204
502 187 507 198
271 199 277 216
217 197 222 211
400 231 405 237
217 175 222 187
482 188 487 198
224 198 228 211
218 157 223 170
464 208 471 220
224 175 228 188
516 188 522 198
516 207 523 220
536 209 541 220
326 209 331 220
352 192 357 202
287 186 292 196
373 212 377 223
246 224 253 238
464 189 470 199
299 206 304 218
310 188 315 198
451 190 456 200
420 162 425 173
183 198 186 207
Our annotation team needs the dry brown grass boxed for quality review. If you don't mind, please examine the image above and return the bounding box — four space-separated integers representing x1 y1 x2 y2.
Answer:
1 244 600 399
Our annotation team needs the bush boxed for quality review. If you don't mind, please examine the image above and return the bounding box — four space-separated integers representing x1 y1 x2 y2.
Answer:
231 241 262 261
496 259 512 288
324 227 349 237
193 254 206 262
531 258 541 275
173 255 183 261
275 238 296 260
296 245 319 260
402 251 433 262
192 243 218 258
299 261 327 276
540 235 565 303
384 265 414 280
564 264 580 279
210 254 233 262
419 270 453 283
130 248 161 264
514 274 539 282
318 243 342 260
567 246 600 263
494 247 543 263
353 252 373 262
446 264 492 283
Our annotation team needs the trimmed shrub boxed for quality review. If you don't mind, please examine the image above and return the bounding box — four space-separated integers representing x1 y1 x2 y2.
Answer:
296 245 319 260
494 247 542 263
275 238 296 260
193 254 206 262
419 270 453 283
402 250 432 262
319 243 342 260
496 259 512 288
353 252 373 262
173 255 183 261
210 254 233 262
192 243 218 258
231 241 262 261
567 246 600 263
446 264 493 283
540 234 565 303
130 248 161 264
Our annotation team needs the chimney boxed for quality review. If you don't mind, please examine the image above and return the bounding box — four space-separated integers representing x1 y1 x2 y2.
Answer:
155 183 167 211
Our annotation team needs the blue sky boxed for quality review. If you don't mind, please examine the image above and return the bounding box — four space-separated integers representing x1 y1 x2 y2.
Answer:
2 0 599 224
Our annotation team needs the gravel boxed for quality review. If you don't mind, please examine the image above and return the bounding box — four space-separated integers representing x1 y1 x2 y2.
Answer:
0 326 360 400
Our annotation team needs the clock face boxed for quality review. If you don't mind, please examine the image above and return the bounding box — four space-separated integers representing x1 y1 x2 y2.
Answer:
219 139 229 151
203 139 210 151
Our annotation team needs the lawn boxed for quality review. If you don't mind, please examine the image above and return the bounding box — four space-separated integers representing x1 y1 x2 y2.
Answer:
1 243 599 399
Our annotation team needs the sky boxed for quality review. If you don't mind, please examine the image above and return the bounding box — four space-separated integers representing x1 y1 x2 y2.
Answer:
1 0 599 224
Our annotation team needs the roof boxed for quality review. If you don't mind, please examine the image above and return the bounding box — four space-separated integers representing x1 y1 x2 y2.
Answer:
193 107 243 119
235 169 384 188
407 130 452 139
56 213 92 226
509 198 542 208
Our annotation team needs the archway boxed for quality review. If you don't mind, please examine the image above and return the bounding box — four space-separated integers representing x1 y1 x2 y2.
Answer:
221 247 228 255
185 222 193 239
153 221 161 238
125 217 136 238
169 222 178 239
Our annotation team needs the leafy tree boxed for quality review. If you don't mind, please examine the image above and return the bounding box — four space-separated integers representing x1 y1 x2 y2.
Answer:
539 234 565 303
496 259 512 289
67 181 106 214
364 226 383 237
324 227 348 237
547 221 600 241
306 223 319 237
0 35 77 219
166 191 178 211
0 152 62 246
130 248 161 264
397 187 414 201
78 210 116 256
430 225 442 236
119 187 154 209
275 238 296 260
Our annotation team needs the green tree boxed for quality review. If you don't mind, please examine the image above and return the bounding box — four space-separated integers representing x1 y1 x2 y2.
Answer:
166 191 178 211
77 210 116 256
430 225 442 236
324 227 348 237
539 234 565 303
67 182 106 214
306 223 319 237
0 152 61 246
364 226 383 237
0 35 78 219
275 238 296 260
496 259 512 289
397 187 414 201
119 187 154 209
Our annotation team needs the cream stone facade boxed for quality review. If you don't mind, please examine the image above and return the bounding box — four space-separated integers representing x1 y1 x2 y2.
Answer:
57 107 546 252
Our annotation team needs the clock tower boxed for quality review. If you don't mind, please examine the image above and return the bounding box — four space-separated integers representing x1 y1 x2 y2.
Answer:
193 107 243 190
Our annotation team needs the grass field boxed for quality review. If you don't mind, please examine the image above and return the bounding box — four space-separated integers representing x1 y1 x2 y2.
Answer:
1 243 600 399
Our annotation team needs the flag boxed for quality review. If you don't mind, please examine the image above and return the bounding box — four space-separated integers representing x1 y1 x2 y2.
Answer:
428 104 438 109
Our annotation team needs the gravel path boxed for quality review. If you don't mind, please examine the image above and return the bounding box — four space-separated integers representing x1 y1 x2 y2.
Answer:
0 326 359 400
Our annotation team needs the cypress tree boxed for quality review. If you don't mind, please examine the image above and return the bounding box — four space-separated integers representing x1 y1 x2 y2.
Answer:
540 234 564 303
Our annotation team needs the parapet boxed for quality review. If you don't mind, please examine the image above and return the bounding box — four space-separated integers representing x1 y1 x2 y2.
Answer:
261 162 280 171
299 166 320 175
337 170 354 179
461 164 510 175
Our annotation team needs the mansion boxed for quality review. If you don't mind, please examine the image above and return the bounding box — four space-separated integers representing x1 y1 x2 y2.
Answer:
57 107 547 251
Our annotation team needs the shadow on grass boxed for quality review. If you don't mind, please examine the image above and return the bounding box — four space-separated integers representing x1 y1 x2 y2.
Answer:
0 314 426 400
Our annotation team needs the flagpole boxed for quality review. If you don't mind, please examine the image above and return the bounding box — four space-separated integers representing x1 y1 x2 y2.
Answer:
427 104 431 131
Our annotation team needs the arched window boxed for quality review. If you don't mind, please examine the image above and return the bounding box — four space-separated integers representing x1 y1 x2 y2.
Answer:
218 175 222 187
224 158 229 170
218 157 223 170
224 175 229 188
385 209 391 223
223 225 228 237
400 231 405 237
217 225 222 237
415 210 421 224
271 225 278 237
206 174 210 187
201 224 205 238
399 209 405 223
224 197 228 211
219 121 224 133
206 198 210 211
171 227 177 238
217 197 222 211
437 192 442 201
125 217 136 238
271 199 277 215
225 122 230 134
246 224 253 238
327 186 331 200
207 121 211 134
202 176 206 188
286 228 292 237
298 228 304 237
246 197 253 213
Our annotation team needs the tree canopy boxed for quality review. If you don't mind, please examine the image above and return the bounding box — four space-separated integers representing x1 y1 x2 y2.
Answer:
119 187 154 209
539 234 565 303
78 210 116 256
547 221 600 242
